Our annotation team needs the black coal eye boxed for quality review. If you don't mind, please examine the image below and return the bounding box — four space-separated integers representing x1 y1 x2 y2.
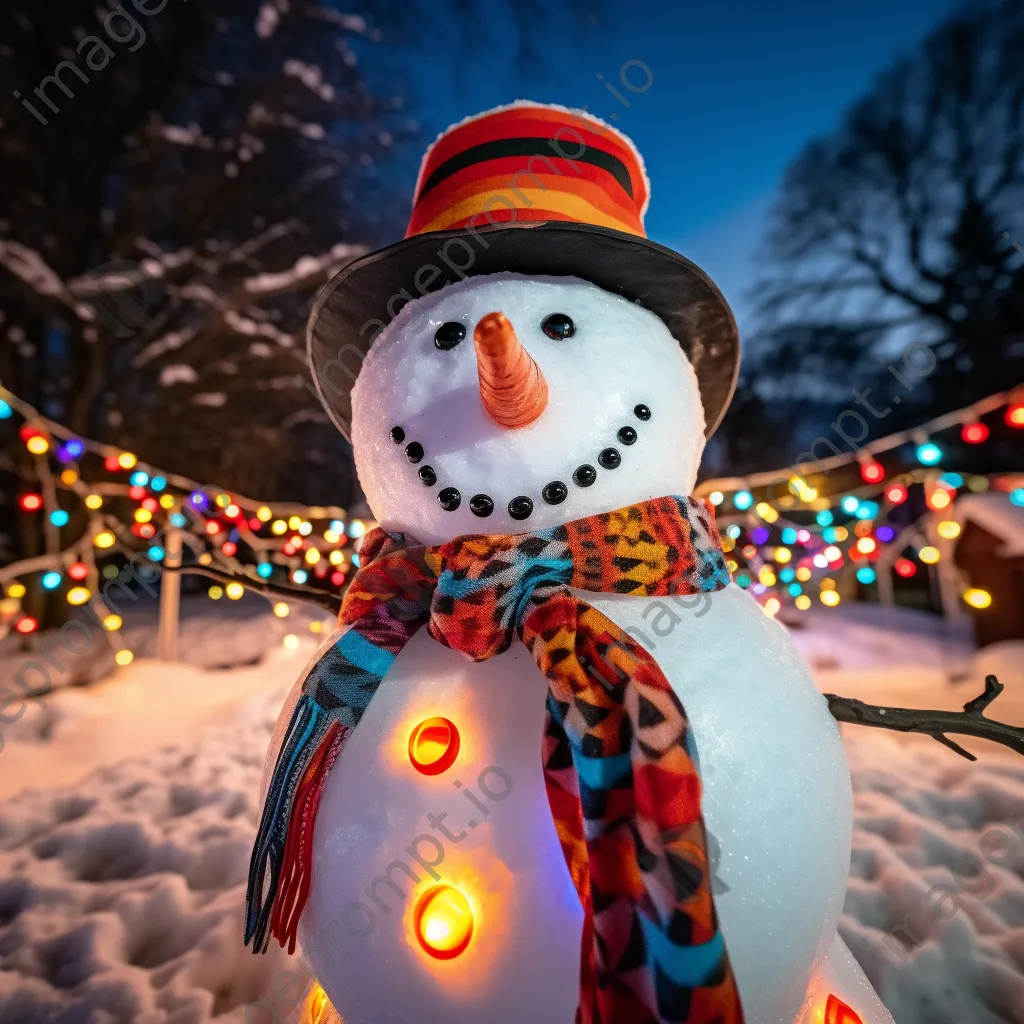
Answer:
541 313 575 340
434 321 466 350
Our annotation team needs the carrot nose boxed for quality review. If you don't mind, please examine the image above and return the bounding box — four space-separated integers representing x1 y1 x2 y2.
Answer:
473 312 549 428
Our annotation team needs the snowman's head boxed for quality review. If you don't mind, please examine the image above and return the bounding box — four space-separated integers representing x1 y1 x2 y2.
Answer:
350 272 706 544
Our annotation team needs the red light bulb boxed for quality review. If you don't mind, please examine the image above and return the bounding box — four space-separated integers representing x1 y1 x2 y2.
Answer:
961 422 989 444
860 460 884 484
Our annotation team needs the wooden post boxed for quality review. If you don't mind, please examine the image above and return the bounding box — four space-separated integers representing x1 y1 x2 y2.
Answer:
157 527 183 661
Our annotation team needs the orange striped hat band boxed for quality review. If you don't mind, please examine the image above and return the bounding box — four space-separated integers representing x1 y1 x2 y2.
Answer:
405 102 651 239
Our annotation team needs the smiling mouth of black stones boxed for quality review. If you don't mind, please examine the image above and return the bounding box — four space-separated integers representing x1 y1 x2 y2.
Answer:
388 404 651 522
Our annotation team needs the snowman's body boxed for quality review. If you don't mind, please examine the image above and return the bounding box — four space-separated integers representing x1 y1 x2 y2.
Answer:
267 273 894 1023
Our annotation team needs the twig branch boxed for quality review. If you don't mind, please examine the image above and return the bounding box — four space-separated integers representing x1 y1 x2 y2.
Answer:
163 564 342 614
826 675 1024 761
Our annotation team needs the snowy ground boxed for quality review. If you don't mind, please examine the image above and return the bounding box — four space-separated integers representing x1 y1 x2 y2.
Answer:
0 601 1022 1024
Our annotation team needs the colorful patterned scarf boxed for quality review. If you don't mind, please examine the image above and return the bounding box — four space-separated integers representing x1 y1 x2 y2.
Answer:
246 495 744 1024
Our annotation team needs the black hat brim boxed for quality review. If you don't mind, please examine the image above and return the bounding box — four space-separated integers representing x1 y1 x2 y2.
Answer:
306 221 739 441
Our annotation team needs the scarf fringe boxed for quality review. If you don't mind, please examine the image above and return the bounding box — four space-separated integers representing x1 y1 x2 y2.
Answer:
245 695 335 953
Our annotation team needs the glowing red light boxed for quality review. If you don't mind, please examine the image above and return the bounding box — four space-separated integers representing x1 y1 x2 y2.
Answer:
825 993 864 1024
139 523 156 539
142 497 158 512
860 460 885 483
222 541 238 556
15 616 39 634
205 521 220 535
289 535 303 547
331 571 346 586
895 558 917 578
19 493 44 512
225 503 241 518
1006 403 1024 428
961 422 989 444
886 484 908 505
104 455 120 471
248 517 262 530
68 562 89 580
19 424 42 442
128 485 146 500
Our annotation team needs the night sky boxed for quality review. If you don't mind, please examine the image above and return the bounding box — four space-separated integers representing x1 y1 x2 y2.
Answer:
380 0 959 327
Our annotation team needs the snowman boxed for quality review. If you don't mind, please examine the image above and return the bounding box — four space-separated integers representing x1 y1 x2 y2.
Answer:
248 103 894 1024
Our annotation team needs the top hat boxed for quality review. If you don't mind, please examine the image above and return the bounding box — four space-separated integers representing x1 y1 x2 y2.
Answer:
307 101 739 440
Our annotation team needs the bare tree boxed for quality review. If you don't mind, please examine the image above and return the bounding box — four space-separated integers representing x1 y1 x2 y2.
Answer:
749 0 1024 416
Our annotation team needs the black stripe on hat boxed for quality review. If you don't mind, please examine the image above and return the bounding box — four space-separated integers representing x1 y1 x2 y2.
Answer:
415 137 634 205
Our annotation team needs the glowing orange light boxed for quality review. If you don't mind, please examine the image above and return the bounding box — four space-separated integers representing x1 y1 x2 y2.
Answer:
16 616 39 634
413 885 474 959
1006 403 1024 428
408 717 461 776
300 983 332 1024
855 537 876 554
825 993 864 1024
927 487 952 510
205 521 220 535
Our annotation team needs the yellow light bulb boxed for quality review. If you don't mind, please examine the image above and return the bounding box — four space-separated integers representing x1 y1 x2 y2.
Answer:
796 566 812 582
412 885 474 959
329 549 344 565
94 531 116 549
795 594 812 610
775 546 792 563
225 582 245 600
820 590 841 607
936 520 961 539
7 582 26 599
85 494 103 510
67 586 91 605
305 548 321 565
103 613 123 631
115 649 134 666
283 633 299 650
208 585 223 599
60 469 78 485
134 508 152 523
26 435 49 454
117 452 137 469
856 537 876 554
272 519 287 535
324 529 340 544
257 505 273 522
288 515 301 530
273 601 290 618
159 494 175 509
919 546 940 564
963 588 992 609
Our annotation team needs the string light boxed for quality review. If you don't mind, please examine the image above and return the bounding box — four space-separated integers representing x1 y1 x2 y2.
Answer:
19 493 43 511
103 614 123 630
936 521 961 539
860 459 885 483
919 546 940 564
733 490 753 510
15 616 38 633
794 594 811 610
916 442 942 465
84 494 103 509
820 590 841 607
273 602 290 618
67 586 91 605
68 562 88 580
94 531 116 548
708 490 724 505
115 649 134 666
226 582 245 600
283 633 299 649
963 588 992 609
117 452 137 469
961 422 989 444
856 567 877 584
49 510 69 527
26 435 49 455
208 585 224 600
42 572 61 589
886 483 908 504
895 558 917 578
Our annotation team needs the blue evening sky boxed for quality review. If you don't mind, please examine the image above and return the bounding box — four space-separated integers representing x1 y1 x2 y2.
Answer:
387 0 960 329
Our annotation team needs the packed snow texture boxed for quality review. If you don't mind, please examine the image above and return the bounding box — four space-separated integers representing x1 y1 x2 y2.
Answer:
350 274 707 544
0 606 1021 1023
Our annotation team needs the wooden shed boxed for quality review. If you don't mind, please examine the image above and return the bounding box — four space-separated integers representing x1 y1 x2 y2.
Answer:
952 493 1024 648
